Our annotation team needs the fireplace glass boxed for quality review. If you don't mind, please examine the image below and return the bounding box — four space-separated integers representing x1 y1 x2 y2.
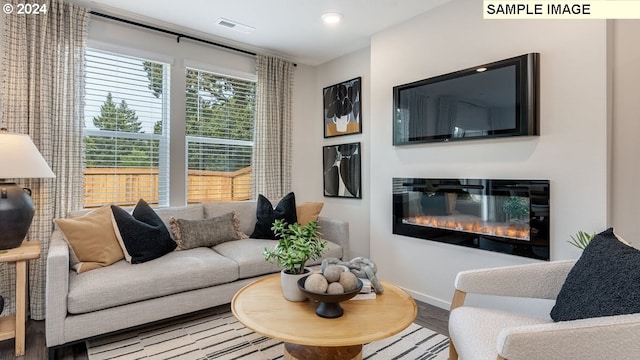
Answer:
393 178 549 260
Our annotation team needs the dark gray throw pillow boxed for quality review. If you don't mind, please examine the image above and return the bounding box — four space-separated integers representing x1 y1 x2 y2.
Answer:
170 212 246 250
250 192 297 239
111 199 176 264
550 228 640 321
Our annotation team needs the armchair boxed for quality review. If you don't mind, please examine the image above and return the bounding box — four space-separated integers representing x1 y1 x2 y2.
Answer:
448 260 640 360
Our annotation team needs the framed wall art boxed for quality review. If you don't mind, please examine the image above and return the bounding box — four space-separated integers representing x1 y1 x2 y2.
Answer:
323 77 362 138
323 142 361 198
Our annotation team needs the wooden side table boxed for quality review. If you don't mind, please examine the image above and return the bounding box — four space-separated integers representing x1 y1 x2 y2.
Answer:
0 241 41 357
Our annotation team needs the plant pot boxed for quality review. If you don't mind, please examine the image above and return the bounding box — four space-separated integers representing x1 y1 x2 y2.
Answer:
280 267 312 302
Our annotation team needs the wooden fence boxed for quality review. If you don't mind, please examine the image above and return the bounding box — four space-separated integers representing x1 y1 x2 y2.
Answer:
84 166 251 208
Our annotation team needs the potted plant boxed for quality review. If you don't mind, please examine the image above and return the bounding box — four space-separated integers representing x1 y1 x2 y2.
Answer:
568 230 596 250
263 219 327 301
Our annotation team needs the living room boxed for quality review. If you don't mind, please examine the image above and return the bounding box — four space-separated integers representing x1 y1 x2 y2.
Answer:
1 0 639 359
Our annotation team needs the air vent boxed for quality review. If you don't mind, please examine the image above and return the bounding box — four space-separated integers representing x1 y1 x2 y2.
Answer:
216 18 255 34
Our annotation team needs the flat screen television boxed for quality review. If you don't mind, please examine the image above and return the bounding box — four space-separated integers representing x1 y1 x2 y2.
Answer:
393 53 539 145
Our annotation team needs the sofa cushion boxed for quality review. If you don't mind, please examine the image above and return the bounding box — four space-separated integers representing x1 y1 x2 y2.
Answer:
250 192 297 239
67 247 239 314
111 199 176 264
551 227 640 321
154 204 205 235
170 212 246 250
214 238 344 279
54 206 124 273
297 202 324 226
203 201 256 236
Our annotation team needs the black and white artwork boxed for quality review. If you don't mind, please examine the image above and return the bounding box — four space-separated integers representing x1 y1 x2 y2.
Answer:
323 142 361 198
323 77 362 138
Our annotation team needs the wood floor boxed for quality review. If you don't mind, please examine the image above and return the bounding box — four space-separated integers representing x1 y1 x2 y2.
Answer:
0 300 449 360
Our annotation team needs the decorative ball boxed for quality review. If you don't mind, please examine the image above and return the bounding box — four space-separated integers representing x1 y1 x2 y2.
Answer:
339 271 359 292
327 282 345 294
304 273 328 293
323 265 344 283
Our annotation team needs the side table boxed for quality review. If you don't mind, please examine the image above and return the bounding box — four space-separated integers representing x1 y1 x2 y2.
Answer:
0 241 41 357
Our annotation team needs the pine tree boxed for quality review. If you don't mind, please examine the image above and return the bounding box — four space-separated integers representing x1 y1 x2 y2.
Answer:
143 63 255 172
91 93 142 133
86 92 152 167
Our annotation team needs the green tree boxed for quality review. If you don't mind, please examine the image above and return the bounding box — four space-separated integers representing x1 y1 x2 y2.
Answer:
86 92 155 168
91 93 142 132
143 62 255 172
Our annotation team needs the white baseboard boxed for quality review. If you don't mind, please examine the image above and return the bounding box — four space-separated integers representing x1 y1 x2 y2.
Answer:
400 287 451 310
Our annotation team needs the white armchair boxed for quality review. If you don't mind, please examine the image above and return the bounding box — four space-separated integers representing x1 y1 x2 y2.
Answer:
448 260 640 360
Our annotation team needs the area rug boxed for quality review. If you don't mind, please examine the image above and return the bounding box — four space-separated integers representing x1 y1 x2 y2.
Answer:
86 309 449 360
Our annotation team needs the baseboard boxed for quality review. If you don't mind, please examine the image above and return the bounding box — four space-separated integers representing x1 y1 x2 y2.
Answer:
399 287 451 310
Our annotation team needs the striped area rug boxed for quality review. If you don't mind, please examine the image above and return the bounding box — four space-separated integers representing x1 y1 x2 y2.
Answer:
86 309 449 360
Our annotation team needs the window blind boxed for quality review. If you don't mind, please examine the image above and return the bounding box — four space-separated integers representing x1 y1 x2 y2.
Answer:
185 68 255 202
84 48 170 207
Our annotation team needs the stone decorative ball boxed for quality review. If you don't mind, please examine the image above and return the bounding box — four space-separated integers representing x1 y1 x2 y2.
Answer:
323 265 344 283
339 271 359 292
327 282 345 294
304 273 329 293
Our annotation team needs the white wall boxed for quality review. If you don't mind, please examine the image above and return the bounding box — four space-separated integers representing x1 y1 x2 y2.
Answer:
369 0 610 314
611 20 640 244
293 48 372 259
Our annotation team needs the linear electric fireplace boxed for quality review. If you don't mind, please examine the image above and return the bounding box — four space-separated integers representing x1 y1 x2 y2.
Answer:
393 178 550 260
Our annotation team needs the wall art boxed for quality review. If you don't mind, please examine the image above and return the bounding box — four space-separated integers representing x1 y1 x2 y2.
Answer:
323 142 361 198
323 77 362 138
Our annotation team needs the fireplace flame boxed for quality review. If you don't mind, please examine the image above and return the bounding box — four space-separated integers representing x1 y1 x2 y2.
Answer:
404 216 530 241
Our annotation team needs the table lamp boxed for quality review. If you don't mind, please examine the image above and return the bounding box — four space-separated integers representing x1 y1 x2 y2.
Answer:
0 129 55 249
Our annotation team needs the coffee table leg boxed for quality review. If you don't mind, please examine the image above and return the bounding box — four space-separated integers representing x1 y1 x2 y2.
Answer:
284 343 362 360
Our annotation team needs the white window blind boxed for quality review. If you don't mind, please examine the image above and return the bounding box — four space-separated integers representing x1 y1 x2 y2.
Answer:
84 48 170 207
185 68 255 202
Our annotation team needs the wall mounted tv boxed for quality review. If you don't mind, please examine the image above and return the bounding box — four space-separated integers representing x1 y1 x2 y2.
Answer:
393 53 539 145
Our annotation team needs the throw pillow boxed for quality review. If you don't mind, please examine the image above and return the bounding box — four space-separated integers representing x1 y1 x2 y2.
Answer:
250 192 297 239
111 199 176 264
297 202 324 226
170 211 246 250
54 205 124 273
550 228 640 321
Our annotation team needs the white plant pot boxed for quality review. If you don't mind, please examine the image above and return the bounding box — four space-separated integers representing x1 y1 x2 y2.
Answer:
280 267 311 302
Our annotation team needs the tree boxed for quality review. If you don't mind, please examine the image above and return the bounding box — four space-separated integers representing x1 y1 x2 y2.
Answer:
91 93 142 132
85 92 155 168
143 62 255 172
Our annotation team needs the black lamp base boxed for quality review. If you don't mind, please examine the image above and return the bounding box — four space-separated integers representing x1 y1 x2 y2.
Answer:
0 182 34 250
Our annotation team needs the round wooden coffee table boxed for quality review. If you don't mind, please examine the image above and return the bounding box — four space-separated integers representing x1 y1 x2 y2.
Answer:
231 274 417 360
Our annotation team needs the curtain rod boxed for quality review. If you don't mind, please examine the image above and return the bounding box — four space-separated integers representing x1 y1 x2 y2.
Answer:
90 11 258 57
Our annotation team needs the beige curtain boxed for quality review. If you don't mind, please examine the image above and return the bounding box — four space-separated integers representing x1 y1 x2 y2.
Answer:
1 0 87 319
253 55 294 199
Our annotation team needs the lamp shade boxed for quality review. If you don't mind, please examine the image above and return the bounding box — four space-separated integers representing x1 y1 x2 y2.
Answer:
0 131 55 179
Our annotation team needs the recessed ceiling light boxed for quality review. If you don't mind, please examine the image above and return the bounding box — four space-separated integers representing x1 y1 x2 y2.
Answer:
321 12 343 25
476 67 488 72
216 18 255 34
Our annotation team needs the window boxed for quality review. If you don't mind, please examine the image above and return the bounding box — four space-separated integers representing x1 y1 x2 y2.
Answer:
84 49 170 207
185 68 255 202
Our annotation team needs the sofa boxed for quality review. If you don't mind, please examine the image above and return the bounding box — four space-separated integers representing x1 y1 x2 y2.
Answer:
45 200 348 355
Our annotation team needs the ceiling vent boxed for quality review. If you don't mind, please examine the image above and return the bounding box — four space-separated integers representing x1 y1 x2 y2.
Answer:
216 18 255 34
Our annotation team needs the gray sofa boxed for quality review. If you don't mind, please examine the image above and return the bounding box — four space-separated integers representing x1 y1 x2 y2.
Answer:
45 200 348 354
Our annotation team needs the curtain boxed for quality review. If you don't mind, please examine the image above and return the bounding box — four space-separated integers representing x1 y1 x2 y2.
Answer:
253 55 294 199
1 0 88 319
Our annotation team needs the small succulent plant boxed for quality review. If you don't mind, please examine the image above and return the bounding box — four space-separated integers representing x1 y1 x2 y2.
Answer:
263 220 327 275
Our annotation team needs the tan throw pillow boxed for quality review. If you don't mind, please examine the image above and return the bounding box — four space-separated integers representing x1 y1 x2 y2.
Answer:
170 211 247 250
54 206 124 273
296 202 324 226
